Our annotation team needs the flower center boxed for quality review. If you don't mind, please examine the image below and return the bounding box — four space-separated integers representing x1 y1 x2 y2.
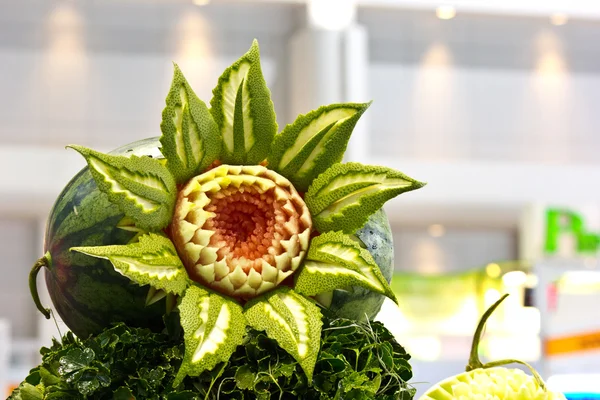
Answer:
171 165 312 299
206 185 276 261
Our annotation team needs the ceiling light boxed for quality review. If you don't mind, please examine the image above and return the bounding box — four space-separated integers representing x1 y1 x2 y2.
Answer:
193 0 210 6
436 5 456 20
427 224 445 237
308 0 357 31
550 13 568 26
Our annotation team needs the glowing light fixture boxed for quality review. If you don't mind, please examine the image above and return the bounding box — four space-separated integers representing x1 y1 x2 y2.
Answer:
308 0 357 30
486 263 501 278
550 13 568 26
193 0 210 5
502 271 527 287
428 224 445 238
436 5 456 20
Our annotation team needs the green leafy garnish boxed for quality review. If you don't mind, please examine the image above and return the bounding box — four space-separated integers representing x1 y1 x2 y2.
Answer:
10 316 414 400
71 233 190 296
306 162 425 233
58 348 111 395
160 64 221 183
210 39 277 165
67 145 177 231
268 102 370 191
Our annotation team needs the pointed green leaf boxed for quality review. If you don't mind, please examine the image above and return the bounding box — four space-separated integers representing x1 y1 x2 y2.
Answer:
305 162 425 233
268 102 370 191
68 145 177 230
210 39 277 165
295 231 397 304
244 287 322 381
160 64 221 183
175 285 246 385
71 233 189 295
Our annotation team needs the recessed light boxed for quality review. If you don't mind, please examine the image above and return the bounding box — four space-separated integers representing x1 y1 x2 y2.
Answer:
428 224 445 237
550 13 568 26
436 5 456 20
308 0 357 31
193 0 210 6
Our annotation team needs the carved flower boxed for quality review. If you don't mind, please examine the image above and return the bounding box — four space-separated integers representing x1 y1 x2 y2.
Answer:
70 40 424 383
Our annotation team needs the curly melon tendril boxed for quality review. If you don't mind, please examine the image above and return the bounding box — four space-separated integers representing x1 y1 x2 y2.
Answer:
466 294 546 392
29 252 52 319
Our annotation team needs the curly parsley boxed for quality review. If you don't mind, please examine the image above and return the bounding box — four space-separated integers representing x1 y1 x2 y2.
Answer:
10 314 414 400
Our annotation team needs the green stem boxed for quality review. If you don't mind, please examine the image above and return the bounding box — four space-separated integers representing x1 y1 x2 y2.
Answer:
466 293 509 371
29 252 52 319
482 359 546 391
465 293 547 391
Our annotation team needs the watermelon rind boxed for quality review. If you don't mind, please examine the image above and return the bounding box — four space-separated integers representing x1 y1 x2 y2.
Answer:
41 138 167 338
324 208 395 321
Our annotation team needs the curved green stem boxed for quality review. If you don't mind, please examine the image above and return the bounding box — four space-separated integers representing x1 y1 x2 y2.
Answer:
29 252 52 319
465 293 548 391
482 359 546 391
466 293 509 371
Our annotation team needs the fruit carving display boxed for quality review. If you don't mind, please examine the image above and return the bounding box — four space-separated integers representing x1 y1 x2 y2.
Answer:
29 40 424 386
18 39 566 400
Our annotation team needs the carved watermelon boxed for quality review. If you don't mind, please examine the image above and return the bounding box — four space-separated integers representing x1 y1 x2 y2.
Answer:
32 138 167 338
32 137 397 339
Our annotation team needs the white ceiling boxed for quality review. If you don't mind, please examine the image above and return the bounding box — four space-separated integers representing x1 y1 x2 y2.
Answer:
247 0 600 20
358 0 600 19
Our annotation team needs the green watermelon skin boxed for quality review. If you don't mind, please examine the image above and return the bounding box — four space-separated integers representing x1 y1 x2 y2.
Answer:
43 138 166 338
326 208 395 321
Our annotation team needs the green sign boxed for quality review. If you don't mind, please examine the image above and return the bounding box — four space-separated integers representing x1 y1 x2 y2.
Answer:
545 209 600 254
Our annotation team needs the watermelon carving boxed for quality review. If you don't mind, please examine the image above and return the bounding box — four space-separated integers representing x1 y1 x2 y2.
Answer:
30 39 426 383
30 139 168 338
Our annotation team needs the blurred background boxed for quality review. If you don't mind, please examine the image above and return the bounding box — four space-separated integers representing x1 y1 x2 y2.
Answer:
1 0 600 397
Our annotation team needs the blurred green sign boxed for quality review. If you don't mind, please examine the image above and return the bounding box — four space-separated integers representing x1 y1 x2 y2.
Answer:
545 209 600 254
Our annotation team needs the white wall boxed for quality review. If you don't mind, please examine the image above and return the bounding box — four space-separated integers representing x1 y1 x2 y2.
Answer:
362 8 600 165
0 219 37 338
0 0 296 151
369 65 600 164
393 227 516 274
